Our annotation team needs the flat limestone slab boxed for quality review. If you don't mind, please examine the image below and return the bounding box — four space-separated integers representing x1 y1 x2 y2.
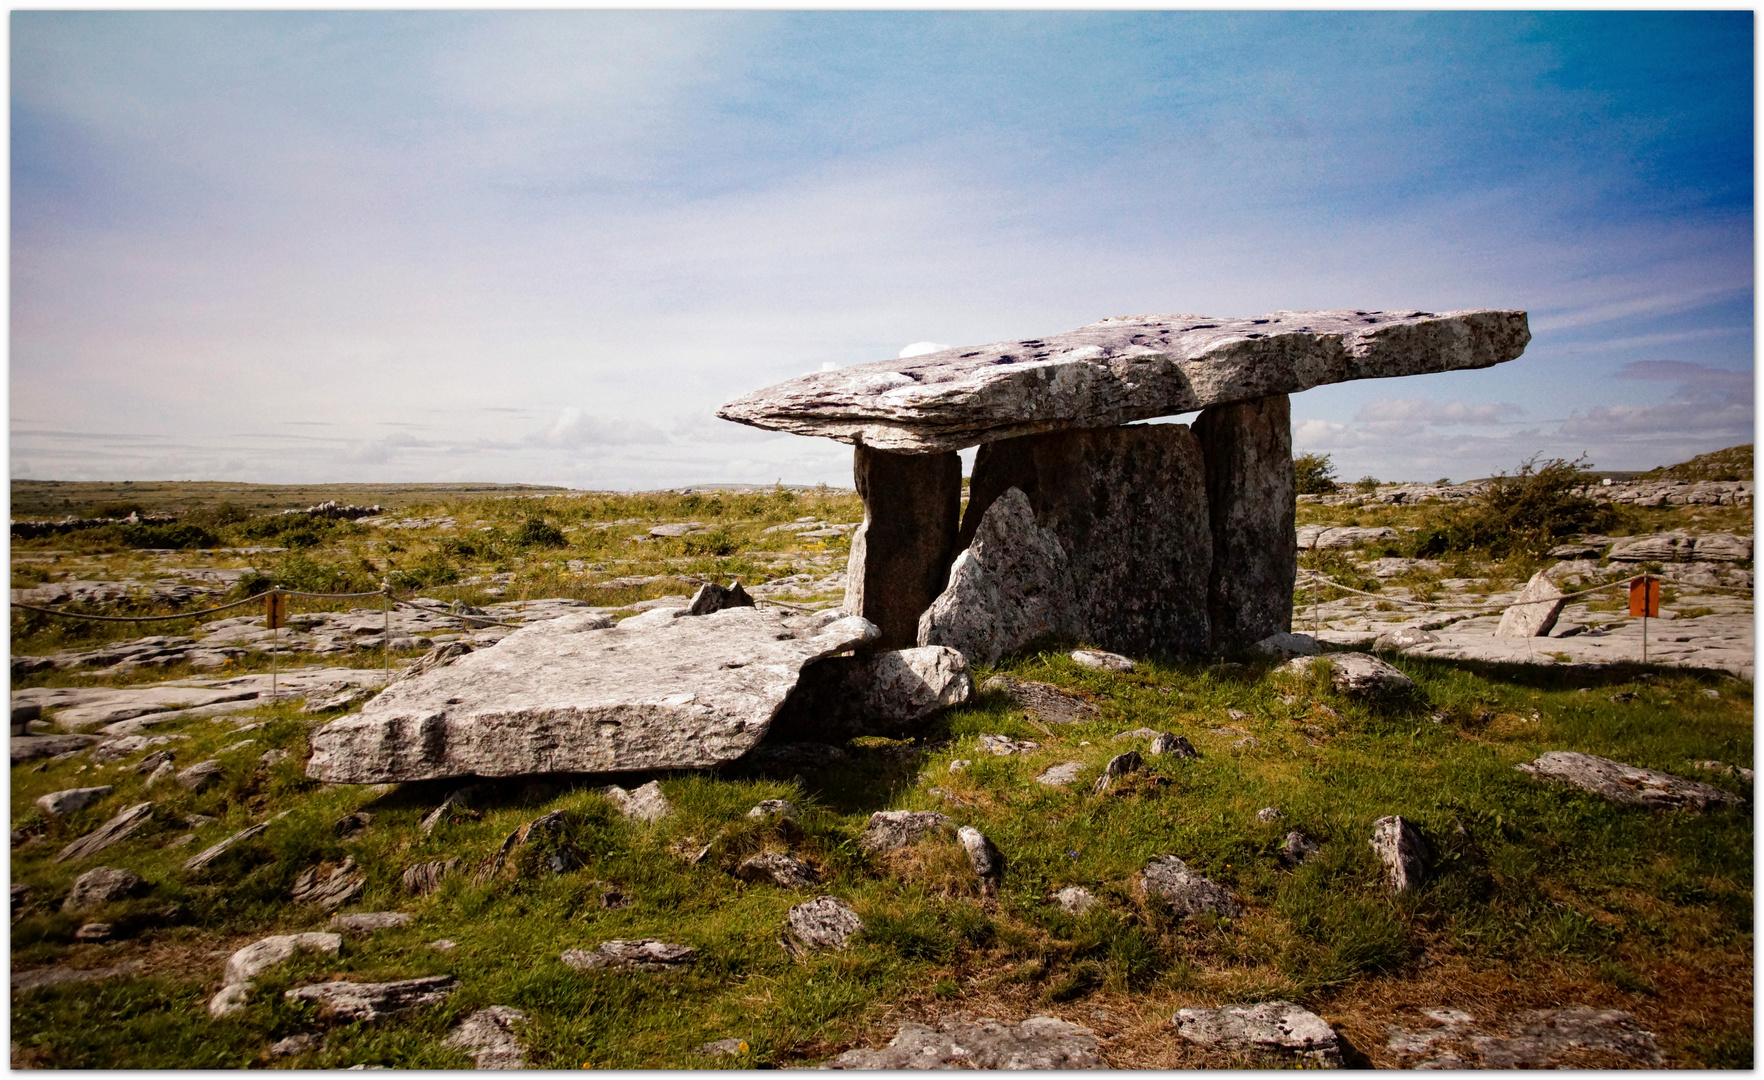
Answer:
306 609 879 783
718 309 1529 452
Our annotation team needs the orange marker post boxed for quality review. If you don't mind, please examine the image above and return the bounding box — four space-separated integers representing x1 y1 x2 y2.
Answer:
1629 575 1660 662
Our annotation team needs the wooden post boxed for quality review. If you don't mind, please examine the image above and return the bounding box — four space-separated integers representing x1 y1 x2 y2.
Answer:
1629 575 1660 663
265 590 286 700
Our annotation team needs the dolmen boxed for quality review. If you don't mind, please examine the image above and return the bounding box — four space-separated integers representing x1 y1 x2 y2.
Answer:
719 309 1530 659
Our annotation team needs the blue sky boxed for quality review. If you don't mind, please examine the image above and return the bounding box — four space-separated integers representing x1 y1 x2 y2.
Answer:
10 11 1754 487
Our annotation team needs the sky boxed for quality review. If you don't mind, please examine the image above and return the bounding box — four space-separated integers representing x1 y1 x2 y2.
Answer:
9 10 1755 489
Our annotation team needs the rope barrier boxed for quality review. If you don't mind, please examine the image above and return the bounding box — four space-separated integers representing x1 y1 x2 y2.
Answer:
1295 567 1752 627
11 586 388 623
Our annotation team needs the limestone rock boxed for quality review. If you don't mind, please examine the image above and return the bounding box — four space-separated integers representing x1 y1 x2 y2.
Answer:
561 939 694 972
1467 1006 1662 1068
55 802 154 864
1281 652 1415 697
11 734 100 764
1296 525 1401 551
958 826 1003 890
475 810 585 882
745 799 798 821
1197 395 1297 652
1255 807 1283 823
1056 886 1096 915
1148 733 1198 758
62 866 147 912
788 895 864 949
687 580 755 617
822 1015 1106 1069
330 911 412 934
860 810 955 852
12 961 142 996
1608 532 1751 563
980 674 1100 724
1139 855 1242 919
843 445 964 648
1071 649 1134 672
403 859 461 896
207 980 253 1018
737 852 818 889
144 761 176 789
1370 816 1428 894
1092 751 1145 795
1517 752 1744 810
1281 831 1320 868
769 646 972 741
176 760 226 792
292 857 367 908
269 1034 321 1057
918 488 1069 666
695 1038 750 1058
600 781 673 823
979 733 1041 756
1035 762 1085 787
224 932 344 984
1495 570 1566 638
946 424 1214 659
445 1005 529 1070
307 607 880 783
183 822 269 872
1249 632 1321 659
37 786 113 818
304 684 382 714
1174 1001 1342 1066
285 975 457 1021
1373 626 1439 651
718 309 1531 453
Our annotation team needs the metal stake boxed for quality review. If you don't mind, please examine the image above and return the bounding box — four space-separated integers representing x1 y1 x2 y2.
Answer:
383 581 392 683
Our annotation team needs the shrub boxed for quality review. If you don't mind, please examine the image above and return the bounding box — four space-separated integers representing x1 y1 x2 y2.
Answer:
239 553 377 596
512 516 567 548
389 554 461 590
120 522 219 549
1411 455 1614 558
1354 475 1380 494
1294 453 1339 495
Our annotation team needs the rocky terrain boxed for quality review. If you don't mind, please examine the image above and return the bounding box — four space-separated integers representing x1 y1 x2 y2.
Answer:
8 466 1752 1068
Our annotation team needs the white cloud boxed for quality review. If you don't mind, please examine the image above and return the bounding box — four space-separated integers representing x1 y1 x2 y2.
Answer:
1354 398 1525 425
530 408 669 449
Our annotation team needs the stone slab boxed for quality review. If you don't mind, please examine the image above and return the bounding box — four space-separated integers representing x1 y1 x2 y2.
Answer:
1195 395 1296 652
1495 570 1565 638
1174 1001 1341 1066
1517 751 1744 810
822 1015 1106 1069
768 646 972 741
718 309 1530 453
306 608 879 783
843 445 963 648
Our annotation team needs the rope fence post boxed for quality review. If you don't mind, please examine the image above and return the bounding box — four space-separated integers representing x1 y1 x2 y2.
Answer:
382 579 392 683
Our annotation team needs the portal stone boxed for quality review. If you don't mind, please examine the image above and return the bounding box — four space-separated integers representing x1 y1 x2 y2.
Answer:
843 444 963 649
1195 394 1295 652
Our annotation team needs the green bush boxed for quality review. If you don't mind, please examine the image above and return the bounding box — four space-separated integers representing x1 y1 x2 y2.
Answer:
1411 455 1614 558
512 516 567 548
388 553 461 590
120 522 220 549
240 553 377 596
1294 453 1339 495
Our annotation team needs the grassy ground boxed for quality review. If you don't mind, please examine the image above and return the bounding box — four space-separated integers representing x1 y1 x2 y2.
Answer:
9 480 1753 1068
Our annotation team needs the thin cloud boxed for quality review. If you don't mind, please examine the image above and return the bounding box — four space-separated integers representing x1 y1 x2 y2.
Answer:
530 407 669 449
1354 398 1525 425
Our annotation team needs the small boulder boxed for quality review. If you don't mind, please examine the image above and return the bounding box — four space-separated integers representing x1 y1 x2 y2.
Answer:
1369 816 1428 893
36 786 114 819
1148 732 1198 758
1035 762 1085 787
1281 831 1320 868
402 859 460 896
1139 855 1242 919
74 922 115 942
824 1015 1105 1069
1373 626 1439 651
284 975 456 1022
561 939 694 972
1281 652 1415 697
444 1005 529 1070
687 581 756 616
958 826 1003 894
134 749 176 775
224 932 344 985
291 857 367 909
269 1034 321 1057
859 810 954 853
1092 751 1145 795
1056 886 1096 915
1248 632 1322 659
55 802 155 864
333 812 373 840
745 799 798 821
329 911 411 935
1517 752 1744 810
175 760 226 793
1174 1000 1342 1066
62 866 147 913
1495 570 1566 638
695 1038 750 1058
600 781 674 822
978 733 1040 756
1071 649 1134 672
737 852 818 889
787 895 863 949
144 760 177 789
1255 807 1283 823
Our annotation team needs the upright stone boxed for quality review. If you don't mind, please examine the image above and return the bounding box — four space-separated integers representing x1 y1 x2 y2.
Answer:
1194 394 1296 653
951 423 1212 658
844 444 963 649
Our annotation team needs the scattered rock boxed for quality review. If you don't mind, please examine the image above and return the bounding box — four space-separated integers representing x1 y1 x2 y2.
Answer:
1468 1006 1662 1068
55 802 155 864
11 734 101 764
859 810 954 852
285 975 457 1022
330 911 412 935
1112 727 1160 742
1495 570 1567 638
980 674 1101 724
1092 751 1144 795
1071 649 1134 672
1248 632 1321 659
1255 807 1283 823
419 786 484 834
1369 816 1428 893
430 939 457 951
958 826 1003 894
74 922 115 942
475 810 585 882
1056 886 1096 915
1373 626 1439 651
1174 1001 1342 1066
1148 732 1197 758
292 857 367 909
979 733 1040 756
333 812 373 840
1280 652 1415 697
260 748 289 767
402 859 460 896
183 821 269 872
1516 751 1744 810
390 642 479 688
746 799 798 821
134 749 176 774
687 581 755 616
1695 760 1754 782
822 1015 1106 1069
788 895 864 949
36 786 114 819
307 608 879 783
12 961 143 995
1139 855 1243 919
1281 831 1320 868
144 760 177 789
175 760 226 793
444 1005 529 1069
599 781 673 823
695 1038 750 1058
1036 762 1086 787
62 866 147 913
737 852 818 889
224 932 344 985
561 939 695 972
269 1034 321 1057
770 645 973 740
303 685 380 714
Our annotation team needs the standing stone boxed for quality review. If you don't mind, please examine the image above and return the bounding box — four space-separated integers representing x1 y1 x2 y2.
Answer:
932 423 1213 660
918 488 1070 665
844 444 963 649
1495 570 1567 638
1194 394 1296 653
1369 816 1428 894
